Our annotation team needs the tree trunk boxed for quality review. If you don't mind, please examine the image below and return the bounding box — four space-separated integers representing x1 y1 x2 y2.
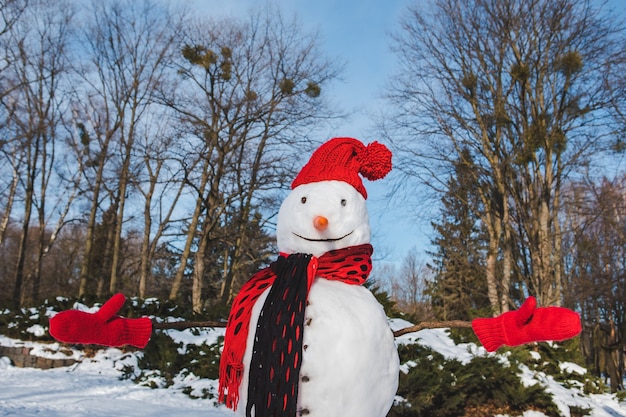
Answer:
13 143 37 307
32 141 49 303
139 155 186 299
220 235 243 306
482 197 503 316
97 206 117 297
78 132 110 297
78 187 98 297
138 186 153 299
552 183 563 306
13 221 31 307
13 187 33 307
485 235 500 316
168 160 209 301
30 229 44 303
30 187 75 302
0 163 19 246
109 172 128 294
192 223 210 314
500 182 512 313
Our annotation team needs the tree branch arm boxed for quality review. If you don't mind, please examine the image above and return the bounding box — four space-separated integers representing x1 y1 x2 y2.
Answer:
392 320 473 337
152 319 474 337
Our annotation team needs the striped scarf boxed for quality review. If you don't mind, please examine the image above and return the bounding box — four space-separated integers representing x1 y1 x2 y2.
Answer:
218 244 373 416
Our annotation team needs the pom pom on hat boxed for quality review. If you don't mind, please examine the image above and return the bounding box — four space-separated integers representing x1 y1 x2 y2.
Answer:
291 137 392 199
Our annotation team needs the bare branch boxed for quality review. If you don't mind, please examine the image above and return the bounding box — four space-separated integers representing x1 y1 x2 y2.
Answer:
392 320 472 338
153 320 226 330
151 318 475 339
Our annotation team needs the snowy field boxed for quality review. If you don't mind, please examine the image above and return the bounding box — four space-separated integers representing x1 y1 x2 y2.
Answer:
2 320 626 417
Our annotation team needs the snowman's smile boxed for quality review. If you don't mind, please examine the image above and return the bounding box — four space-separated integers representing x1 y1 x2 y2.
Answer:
293 230 354 242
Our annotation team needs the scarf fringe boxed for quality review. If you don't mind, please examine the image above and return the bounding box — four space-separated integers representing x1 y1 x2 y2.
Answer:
218 351 243 410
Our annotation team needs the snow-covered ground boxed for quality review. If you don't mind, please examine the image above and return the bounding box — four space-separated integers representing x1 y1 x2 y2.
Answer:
1 320 625 417
0 330 230 417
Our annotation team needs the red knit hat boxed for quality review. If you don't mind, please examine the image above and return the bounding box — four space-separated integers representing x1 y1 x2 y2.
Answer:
291 137 392 199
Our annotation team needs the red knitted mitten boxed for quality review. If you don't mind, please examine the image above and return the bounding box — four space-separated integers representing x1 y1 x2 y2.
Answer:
49 293 152 348
471 296 581 352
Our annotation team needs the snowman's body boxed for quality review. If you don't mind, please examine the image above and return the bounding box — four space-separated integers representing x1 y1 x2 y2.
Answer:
235 180 399 417
238 278 398 417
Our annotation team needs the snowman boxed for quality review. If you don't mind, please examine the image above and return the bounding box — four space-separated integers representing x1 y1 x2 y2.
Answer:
48 137 582 417
218 137 398 417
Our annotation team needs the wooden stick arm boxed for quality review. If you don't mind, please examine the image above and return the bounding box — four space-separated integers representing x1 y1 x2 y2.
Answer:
152 318 473 337
392 320 472 337
153 320 226 330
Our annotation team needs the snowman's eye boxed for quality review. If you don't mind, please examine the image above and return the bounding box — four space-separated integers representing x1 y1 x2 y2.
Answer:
340 199 347 206
301 196 307 204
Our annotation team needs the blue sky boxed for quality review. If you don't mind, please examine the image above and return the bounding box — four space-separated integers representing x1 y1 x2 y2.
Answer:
185 0 626 269
188 0 427 267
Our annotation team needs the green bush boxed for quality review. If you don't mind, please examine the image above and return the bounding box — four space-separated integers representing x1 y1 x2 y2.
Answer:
183 334 223 380
0 295 226 342
130 330 222 399
569 405 593 417
446 327 479 346
509 338 606 395
389 343 560 417
0 297 78 341
133 331 185 386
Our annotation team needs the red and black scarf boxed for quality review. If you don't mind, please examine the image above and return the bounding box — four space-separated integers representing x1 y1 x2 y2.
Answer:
218 244 373 416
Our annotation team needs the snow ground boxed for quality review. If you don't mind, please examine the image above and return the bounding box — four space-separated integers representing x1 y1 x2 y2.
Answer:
1 320 626 417
0 347 229 417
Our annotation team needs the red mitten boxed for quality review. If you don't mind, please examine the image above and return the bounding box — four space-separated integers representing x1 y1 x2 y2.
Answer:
49 293 152 348
471 296 581 352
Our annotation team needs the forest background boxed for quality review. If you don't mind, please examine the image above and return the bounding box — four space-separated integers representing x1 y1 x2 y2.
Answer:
1 0 625 393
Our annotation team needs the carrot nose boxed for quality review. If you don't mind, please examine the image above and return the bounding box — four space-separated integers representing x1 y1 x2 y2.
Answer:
313 216 329 231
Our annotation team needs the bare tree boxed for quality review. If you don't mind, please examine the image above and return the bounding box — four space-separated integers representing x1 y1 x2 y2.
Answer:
0 0 28 82
134 110 188 299
161 7 341 312
0 139 22 247
562 175 626 392
2 0 77 305
73 0 180 296
0 0 29 246
0 0 26 251
386 0 626 313
388 249 433 320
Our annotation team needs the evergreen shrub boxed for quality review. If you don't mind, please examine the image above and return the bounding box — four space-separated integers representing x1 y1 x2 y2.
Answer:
389 343 560 417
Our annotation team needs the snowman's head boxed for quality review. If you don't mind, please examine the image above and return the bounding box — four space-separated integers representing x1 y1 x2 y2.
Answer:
276 180 370 256
276 137 392 256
